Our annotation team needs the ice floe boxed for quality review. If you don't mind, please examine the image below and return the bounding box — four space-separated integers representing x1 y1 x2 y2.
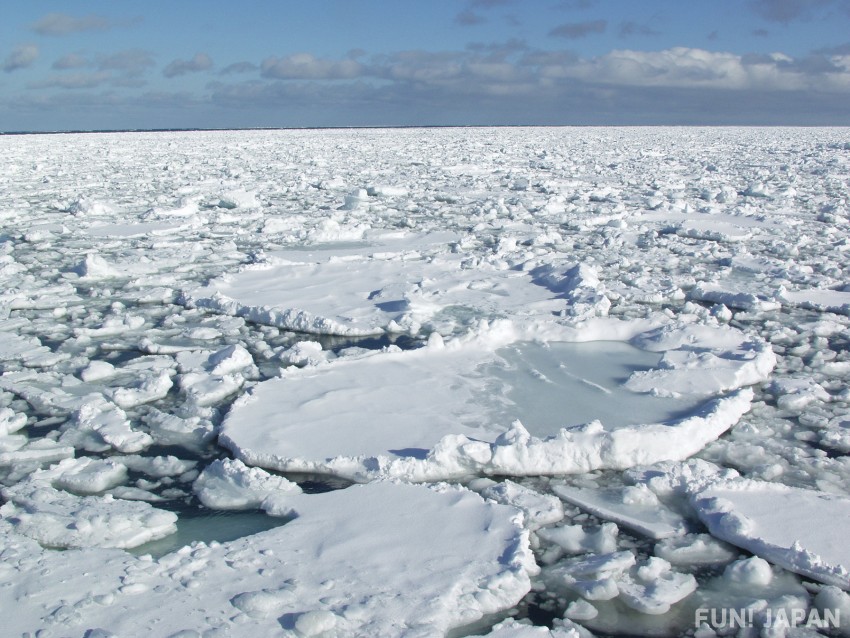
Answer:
220 317 763 481
692 478 850 589
0 481 535 636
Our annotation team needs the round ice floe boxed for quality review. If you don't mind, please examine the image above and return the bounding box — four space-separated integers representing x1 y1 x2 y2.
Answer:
0 482 535 637
185 232 613 337
691 478 850 589
220 320 759 481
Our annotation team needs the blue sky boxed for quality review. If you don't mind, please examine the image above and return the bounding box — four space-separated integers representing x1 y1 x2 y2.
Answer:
2 1 850 131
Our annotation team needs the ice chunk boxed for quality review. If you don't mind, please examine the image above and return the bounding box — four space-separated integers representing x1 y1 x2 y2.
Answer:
67 197 114 216
275 340 327 367
71 253 121 279
552 484 688 540
207 344 254 376
75 312 147 339
675 218 752 242
0 437 74 467
0 407 26 435
691 555 811 634
475 618 585 636
538 522 619 555
767 377 831 412
689 283 781 312
0 331 69 368
1 478 176 549
479 479 565 530
217 189 260 210
80 360 117 382
117 454 196 478
61 396 153 454
193 459 301 516
616 557 697 615
230 585 297 618
546 551 636 600
780 287 850 316
530 262 611 319
178 371 244 407
141 408 215 452
109 370 173 409
654 534 738 566
692 478 850 589
40 457 128 494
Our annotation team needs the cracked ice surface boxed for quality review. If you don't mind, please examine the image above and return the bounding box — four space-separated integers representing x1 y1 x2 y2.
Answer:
1 127 850 636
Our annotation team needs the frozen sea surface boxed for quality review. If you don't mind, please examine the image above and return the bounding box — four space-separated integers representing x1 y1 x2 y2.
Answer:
1 126 849 636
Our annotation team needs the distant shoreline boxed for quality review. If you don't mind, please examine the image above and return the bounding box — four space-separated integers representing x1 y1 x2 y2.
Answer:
3 123 847 136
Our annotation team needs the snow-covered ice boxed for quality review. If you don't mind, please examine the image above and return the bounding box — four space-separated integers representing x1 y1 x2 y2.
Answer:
2 126 850 635
219 319 759 481
0 481 535 636
692 477 850 589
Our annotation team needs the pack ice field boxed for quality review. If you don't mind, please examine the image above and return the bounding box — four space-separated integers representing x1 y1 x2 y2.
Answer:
1 127 849 637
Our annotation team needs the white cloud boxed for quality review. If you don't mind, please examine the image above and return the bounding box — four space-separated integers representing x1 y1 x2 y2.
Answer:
539 47 848 92
31 13 112 36
3 44 39 73
163 53 213 78
261 53 366 80
98 50 155 76
30 72 112 90
53 53 90 70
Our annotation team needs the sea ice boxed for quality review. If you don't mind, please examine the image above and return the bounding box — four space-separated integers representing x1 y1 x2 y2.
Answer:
552 484 688 540
692 478 850 589
2 126 850 635
220 319 757 481
1 474 177 549
193 458 302 516
0 481 535 637
477 479 565 530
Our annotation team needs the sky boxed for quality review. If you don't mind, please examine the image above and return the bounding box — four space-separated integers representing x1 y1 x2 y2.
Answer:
2 0 850 131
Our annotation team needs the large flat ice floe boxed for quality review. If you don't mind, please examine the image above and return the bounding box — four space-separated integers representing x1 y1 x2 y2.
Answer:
186 231 613 337
692 478 850 590
221 318 767 481
0 481 536 637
